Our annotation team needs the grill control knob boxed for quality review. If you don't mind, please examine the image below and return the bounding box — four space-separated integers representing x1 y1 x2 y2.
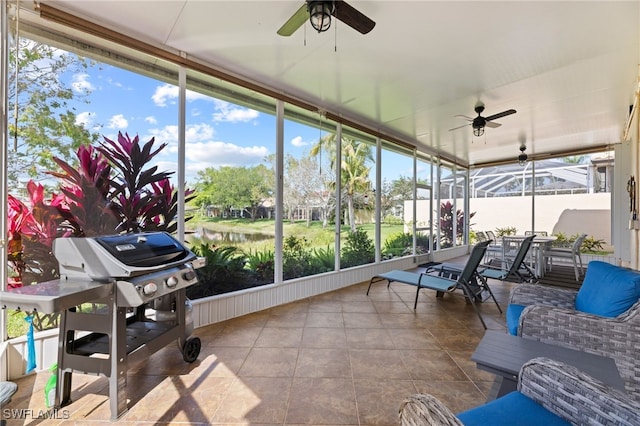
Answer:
183 270 197 281
166 276 179 288
142 282 158 296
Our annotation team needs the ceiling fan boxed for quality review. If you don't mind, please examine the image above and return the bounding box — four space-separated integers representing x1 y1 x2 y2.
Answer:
277 1 376 36
449 104 517 136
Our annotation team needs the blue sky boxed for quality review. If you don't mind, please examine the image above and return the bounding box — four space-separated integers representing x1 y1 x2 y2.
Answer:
65 60 416 186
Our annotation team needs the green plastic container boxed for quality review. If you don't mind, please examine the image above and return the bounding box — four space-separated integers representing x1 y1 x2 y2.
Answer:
44 363 57 408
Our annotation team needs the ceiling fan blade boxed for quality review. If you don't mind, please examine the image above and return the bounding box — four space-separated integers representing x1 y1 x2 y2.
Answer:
448 123 471 131
333 1 376 34
277 3 308 36
485 121 502 128
454 114 474 121
484 109 517 122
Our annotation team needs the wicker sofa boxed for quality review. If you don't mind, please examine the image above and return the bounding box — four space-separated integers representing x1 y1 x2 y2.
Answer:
399 357 640 426
507 261 640 401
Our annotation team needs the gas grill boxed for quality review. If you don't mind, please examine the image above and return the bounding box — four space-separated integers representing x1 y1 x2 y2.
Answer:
0 232 205 420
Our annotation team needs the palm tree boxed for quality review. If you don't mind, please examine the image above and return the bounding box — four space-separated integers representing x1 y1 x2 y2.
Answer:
311 134 373 231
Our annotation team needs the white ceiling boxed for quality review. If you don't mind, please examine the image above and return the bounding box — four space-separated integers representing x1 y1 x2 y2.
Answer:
43 1 640 166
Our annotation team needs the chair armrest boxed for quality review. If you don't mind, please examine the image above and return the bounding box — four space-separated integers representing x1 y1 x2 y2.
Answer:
508 283 576 308
399 394 463 426
519 357 640 426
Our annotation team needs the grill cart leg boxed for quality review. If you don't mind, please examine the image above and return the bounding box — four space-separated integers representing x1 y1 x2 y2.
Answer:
110 305 129 420
56 308 73 408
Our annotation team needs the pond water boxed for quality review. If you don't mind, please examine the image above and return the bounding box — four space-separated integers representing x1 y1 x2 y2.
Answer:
188 226 273 244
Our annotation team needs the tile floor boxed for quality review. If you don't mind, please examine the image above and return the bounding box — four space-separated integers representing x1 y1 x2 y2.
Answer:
4 275 516 425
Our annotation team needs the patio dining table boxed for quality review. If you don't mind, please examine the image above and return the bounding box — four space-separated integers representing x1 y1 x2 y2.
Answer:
501 235 557 278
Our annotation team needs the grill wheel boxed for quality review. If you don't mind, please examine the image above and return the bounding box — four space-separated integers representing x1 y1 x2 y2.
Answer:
182 337 201 363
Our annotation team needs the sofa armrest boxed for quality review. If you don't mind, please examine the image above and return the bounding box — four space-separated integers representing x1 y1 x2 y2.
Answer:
518 302 640 398
399 394 463 426
519 357 640 426
508 283 576 308
518 304 628 342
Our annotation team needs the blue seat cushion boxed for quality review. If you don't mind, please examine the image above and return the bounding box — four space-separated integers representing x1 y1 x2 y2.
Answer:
506 304 526 335
575 261 640 317
457 391 570 426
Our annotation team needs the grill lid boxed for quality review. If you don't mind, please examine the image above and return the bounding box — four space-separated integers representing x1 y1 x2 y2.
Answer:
95 233 186 267
54 232 196 280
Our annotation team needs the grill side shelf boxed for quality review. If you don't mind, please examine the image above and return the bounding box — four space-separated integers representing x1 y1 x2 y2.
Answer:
0 279 114 313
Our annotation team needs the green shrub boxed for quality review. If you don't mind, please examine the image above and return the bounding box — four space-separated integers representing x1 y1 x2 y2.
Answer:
495 226 517 237
383 232 433 259
283 235 318 279
383 232 412 258
582 236 605 253
383 215 404 225
244 248 274 283
341 227 375 268
187 243 251 298
312 246 335 271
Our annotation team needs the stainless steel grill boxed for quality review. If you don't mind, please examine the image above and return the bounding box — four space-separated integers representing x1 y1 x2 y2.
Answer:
0 232 205 420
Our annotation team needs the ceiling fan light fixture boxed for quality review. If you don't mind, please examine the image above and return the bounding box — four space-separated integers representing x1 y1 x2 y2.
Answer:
473 126 484 137
518 145 528 166
309 1 333 33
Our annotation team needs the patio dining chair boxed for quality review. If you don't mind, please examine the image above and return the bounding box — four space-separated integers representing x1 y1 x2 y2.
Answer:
524 230 548 236
543 233 587 281
483 230 502 261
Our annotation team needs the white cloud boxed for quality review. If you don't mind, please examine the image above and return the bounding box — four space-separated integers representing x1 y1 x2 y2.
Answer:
151 85 259 123
212 99 259 123
108 114 128 130
71 73 94 94
145 116 158 125
75 111 95 129
291 136 308 147
106 77 124 88
148 123 215 150
184 141 269 167
152 84 210 107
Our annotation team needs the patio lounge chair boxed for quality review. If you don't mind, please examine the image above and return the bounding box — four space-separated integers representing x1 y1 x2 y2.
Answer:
366 241 499 329
479 234 537 283
399 357 640 426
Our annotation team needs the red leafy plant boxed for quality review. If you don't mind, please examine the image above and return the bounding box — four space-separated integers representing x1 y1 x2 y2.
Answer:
7 132 193 287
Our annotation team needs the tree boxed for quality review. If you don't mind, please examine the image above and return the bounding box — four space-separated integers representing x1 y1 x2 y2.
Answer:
8 37 98 189
310 134 373 232
193 165 273 221
283 154 335 226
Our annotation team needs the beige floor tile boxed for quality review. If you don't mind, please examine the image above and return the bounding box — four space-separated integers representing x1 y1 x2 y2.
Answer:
349 349 411 380
238 347 299 377
301 327 347 348
354 378 417 426
295 348 351 378
286 378 357 425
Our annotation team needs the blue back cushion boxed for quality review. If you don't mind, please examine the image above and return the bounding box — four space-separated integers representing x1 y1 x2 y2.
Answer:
506 304 526 335
457 391 570 426
575 261 640 317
